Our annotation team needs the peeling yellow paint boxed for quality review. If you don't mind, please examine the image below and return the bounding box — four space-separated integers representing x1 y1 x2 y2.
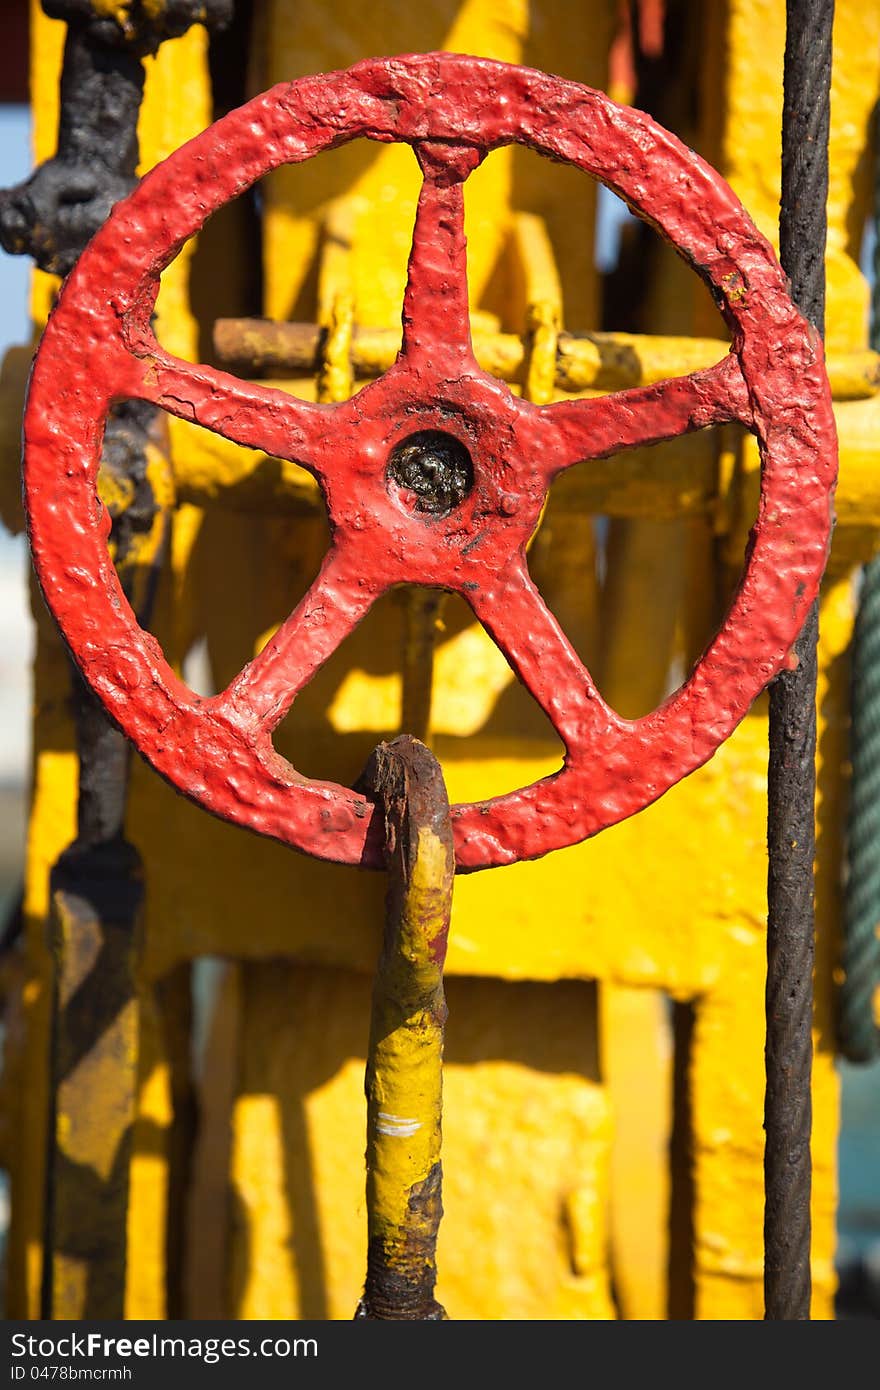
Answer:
366 824 450 1251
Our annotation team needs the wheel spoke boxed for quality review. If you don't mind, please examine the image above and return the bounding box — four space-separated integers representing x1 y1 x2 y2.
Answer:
214 545 382 733
538 352 752 477
462 559 616 754
399 156 476 372
114 344 331 474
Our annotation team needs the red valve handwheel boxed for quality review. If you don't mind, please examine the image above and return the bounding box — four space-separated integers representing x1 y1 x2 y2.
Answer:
23 52 837 872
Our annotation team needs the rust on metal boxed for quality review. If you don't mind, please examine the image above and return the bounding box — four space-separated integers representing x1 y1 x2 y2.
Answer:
355 735 452 1320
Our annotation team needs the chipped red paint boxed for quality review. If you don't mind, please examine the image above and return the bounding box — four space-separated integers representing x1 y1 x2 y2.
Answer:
22 52 837 872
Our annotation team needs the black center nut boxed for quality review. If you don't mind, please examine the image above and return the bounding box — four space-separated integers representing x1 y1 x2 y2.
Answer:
387 430 474 516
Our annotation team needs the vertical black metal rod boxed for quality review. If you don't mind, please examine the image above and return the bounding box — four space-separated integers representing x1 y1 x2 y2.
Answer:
764 0 834 1322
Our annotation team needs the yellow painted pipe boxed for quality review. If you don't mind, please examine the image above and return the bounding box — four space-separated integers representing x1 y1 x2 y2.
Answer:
214 317 880 401
356 736 453 1320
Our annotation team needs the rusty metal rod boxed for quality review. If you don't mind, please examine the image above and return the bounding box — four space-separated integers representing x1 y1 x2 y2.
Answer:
213 316 880 400
25 10 149 1321
355 736 453 1320
764 0 833 1322
45 838 144 1319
